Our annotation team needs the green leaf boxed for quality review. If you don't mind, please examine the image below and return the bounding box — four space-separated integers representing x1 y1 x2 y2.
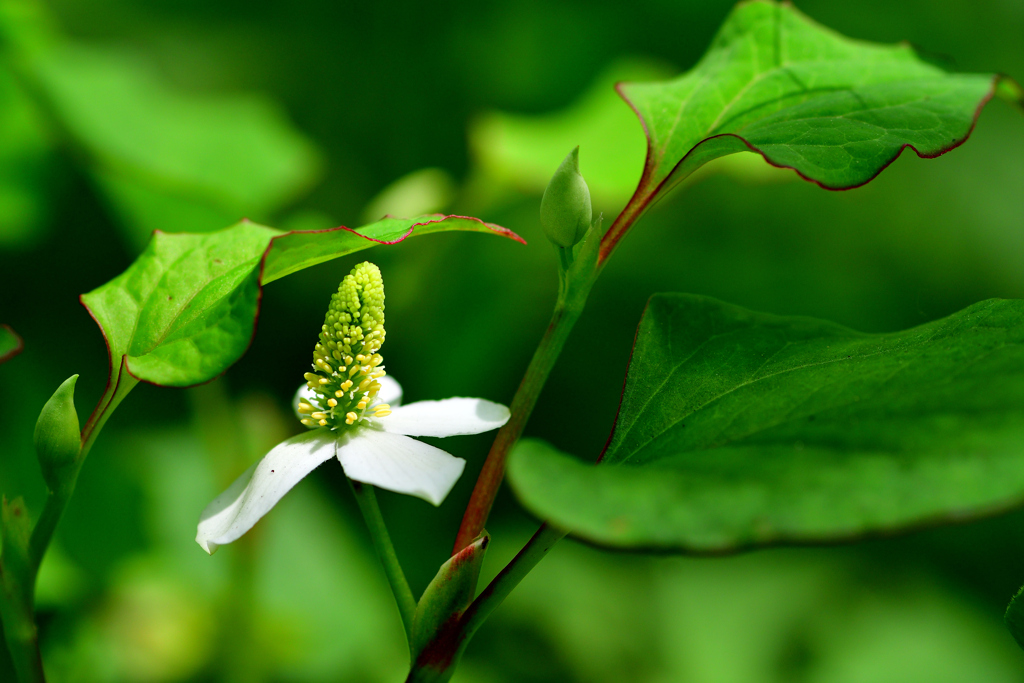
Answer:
80 214 522 410
1005 585 1024 651
26 42 320 247
411 533 489 659
508 295 1024 552
614 0 1016 223
0 325 23 365
261 214 524 284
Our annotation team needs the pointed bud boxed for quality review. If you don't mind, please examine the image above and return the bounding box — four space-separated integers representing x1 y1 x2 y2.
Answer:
34 375 81 492
540 146 592 248
411 532 489 660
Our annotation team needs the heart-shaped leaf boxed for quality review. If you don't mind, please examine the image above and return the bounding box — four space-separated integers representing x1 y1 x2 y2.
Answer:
605 0 1020 251
0 325 23 365
80 215 522 432
508 295 1024 552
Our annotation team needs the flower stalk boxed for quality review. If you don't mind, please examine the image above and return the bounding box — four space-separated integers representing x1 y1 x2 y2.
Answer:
453 157 605 553
349 480 417 641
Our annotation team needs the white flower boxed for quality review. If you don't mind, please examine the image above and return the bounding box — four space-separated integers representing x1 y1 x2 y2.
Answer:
196 262 509 554
196 375 508 554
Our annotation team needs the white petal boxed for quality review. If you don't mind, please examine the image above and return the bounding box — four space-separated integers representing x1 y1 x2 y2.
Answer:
336 429 465 506
196 428 336 553
374 375 403 407
378 398 509 438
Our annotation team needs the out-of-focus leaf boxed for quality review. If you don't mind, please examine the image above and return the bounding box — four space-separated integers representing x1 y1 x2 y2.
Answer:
25 42 320 246
471 58 671 204
80 215 522 403
361 168 457 225
0 325 23 365
1005 585 1024 651
509 295 1024 552
256 483 407 682
611 0 1015 232
92 170 242 251
471 57 790 208
0 68 51 247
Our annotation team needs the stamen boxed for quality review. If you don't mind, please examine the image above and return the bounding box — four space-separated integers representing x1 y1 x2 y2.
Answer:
299 261 386 431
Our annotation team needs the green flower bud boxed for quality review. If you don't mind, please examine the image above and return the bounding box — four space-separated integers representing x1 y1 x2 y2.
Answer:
540 146 592 248
34 375 81 492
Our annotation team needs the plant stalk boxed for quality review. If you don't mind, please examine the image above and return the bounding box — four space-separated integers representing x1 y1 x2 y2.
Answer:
349 480 417 641
451 289 588 553
1 377 136 682
0 577 44 683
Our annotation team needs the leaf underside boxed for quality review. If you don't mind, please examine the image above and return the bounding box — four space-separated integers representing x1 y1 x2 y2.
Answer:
0 325 23 365
508 295 1024 552
617 0 1013 221
80 214 522 392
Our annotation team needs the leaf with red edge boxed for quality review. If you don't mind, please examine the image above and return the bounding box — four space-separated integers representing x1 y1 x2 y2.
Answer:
79 214 523 432
0 325 23 365
603 0 1020 257
262 214 523 284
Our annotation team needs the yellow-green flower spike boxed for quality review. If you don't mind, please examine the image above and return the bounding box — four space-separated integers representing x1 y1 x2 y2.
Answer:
301 262 388 431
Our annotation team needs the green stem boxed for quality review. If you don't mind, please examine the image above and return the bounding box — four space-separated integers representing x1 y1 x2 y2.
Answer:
452 273 594 553
349 480 416 640
1 374 137 682
0 582 43 683
458 523 566 641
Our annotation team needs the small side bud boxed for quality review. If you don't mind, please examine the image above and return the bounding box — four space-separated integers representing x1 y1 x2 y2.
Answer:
34 375 81 492
540 146 592 248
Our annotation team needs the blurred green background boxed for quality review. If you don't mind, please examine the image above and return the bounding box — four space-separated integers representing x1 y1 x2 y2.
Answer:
1 0 1023 680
